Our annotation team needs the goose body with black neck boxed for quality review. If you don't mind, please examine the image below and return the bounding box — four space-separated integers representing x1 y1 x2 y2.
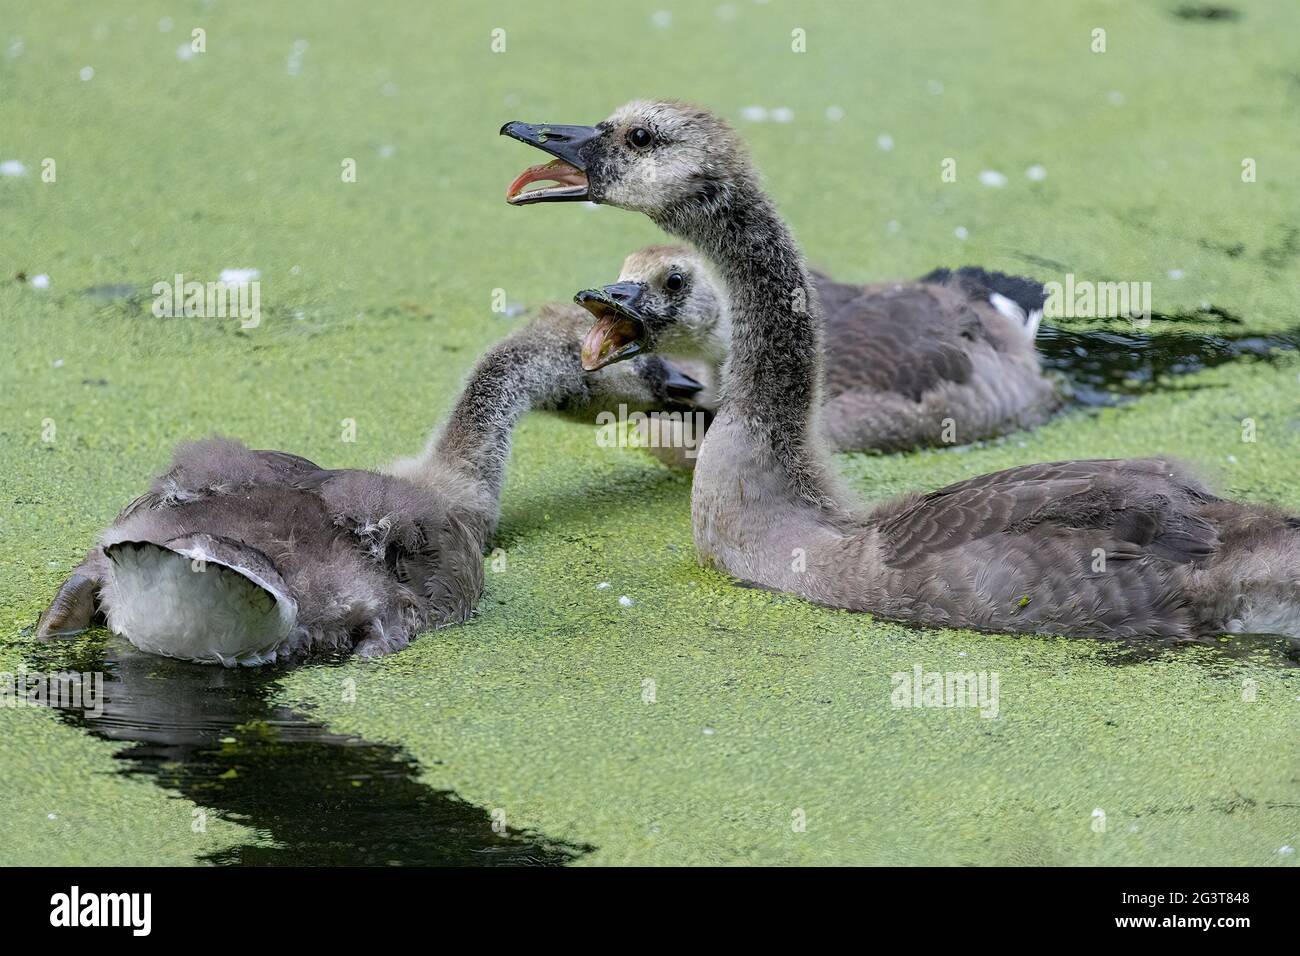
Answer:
502 101 1300 640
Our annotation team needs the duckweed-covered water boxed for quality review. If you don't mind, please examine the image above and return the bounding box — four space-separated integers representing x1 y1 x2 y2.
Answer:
3 1 1298 865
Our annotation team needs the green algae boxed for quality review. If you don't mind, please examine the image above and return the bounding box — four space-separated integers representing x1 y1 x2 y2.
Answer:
280 360 1300 865
2 0 1299 864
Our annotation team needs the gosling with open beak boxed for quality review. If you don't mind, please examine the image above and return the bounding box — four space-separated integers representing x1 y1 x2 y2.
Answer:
574 282 651 370
500 122 599 205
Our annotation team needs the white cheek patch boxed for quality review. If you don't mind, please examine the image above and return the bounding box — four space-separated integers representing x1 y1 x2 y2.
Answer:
989 292 1026 324
1024 308 1044 338
989 293 1043 339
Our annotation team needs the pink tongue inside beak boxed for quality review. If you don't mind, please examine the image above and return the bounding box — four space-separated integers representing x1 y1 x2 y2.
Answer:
506 158 587 200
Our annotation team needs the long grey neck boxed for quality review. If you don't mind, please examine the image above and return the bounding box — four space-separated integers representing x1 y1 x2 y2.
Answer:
654 179 835 509
438 334 581 502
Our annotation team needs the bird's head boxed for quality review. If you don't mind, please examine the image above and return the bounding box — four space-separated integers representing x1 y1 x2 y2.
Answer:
501 100 750 218
573 245 728 371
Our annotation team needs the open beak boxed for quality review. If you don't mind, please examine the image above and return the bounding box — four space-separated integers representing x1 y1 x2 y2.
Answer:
500 121 599 205
575 282 649 370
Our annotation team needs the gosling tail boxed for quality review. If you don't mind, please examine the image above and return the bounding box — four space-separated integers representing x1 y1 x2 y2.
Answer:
101 534 297 666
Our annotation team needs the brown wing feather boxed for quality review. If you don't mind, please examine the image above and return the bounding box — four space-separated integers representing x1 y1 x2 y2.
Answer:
875 458 1222 570
813 275 989 402
117 442 331 519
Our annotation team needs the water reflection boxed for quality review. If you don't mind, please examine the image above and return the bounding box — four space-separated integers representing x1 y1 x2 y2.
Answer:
25 635 590 866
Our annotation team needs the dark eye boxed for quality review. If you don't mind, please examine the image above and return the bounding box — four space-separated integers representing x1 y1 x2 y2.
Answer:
664 272 685 293
626 127 653 150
